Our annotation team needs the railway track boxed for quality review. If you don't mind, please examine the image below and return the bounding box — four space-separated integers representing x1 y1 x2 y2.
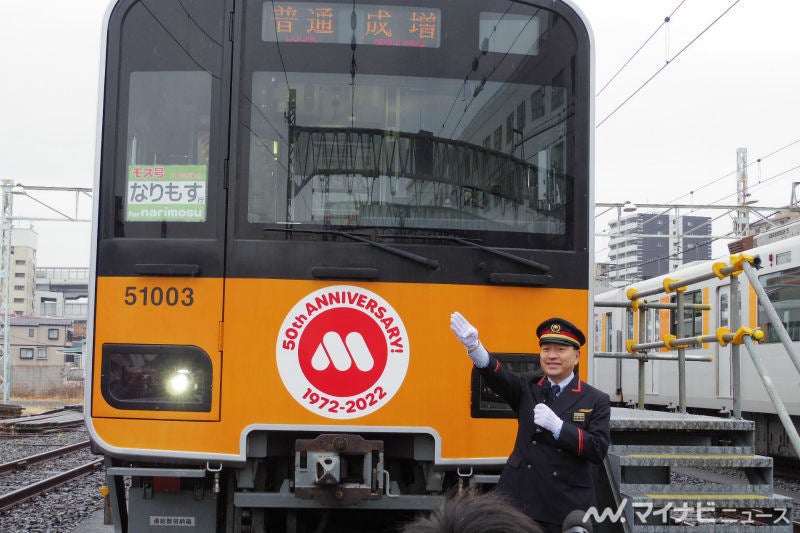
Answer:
0 440 90 474
0 439 103 511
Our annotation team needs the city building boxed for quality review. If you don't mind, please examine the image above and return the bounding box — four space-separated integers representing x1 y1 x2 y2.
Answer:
2 317 78 396
8 226 38 317
606 213 712 284
0 225 89 397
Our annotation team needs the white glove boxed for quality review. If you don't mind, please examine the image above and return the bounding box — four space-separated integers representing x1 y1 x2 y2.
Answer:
450 312 478 350
450 312 489 368
534 403 563 436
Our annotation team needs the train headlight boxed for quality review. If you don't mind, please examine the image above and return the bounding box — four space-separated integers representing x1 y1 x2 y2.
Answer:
166 369 192 396
101 344 212 412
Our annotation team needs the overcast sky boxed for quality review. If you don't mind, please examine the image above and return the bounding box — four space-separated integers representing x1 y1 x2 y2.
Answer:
0 0 798 266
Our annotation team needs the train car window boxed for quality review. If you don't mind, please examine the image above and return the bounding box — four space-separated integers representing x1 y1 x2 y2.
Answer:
126 72 211 223
470 353 540 418
626 308 634 341
719 293 729 328
758 266 800 342
670 289 703 346
237 0 586 251
643 308 659 343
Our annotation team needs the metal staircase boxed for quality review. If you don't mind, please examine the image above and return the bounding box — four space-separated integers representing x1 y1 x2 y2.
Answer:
603 408 793 532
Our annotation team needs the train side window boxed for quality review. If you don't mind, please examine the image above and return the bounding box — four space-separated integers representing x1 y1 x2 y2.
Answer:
719 293 729 328
626 309 634 342
758 266 800 342
670 289 703 348
124 71 211 224
645 308 659 343
470 353 540 418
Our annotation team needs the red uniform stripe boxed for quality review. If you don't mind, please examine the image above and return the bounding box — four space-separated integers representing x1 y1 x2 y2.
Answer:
577 428 584 456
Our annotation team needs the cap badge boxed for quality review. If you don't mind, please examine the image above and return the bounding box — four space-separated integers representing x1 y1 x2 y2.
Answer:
550 324 561 333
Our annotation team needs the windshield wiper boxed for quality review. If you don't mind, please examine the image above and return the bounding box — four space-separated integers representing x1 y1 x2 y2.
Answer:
264 227 440 270
379 234 552 286
380 234 549 273
443 235 550 273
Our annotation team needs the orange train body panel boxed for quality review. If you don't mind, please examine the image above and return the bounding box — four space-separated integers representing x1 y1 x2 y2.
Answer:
91 277 590 461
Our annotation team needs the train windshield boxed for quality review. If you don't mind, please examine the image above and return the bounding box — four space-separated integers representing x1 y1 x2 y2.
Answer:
240 0 587 248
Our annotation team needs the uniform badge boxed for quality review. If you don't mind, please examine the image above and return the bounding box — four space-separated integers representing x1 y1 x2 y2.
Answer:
573 412 585 422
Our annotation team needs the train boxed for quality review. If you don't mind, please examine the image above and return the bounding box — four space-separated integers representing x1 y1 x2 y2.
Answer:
85 0 595 531
593 223 800 462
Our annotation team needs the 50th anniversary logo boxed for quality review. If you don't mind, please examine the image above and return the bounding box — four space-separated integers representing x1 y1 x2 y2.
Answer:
276 285 409 419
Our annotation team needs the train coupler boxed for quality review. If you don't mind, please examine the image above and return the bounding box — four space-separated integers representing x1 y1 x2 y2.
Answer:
293 434 384 506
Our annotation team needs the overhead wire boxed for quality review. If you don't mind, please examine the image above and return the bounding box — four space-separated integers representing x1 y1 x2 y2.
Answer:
594 0 757 259
662 138 800 206
596 0 687 97
601 209 734 276
595 160 800 263
604 231 736 278
698 161 800 208
594 135 800 261
597 0 742 128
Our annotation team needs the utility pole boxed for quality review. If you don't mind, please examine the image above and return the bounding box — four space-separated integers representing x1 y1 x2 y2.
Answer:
735 148 749 237
0 180 12 403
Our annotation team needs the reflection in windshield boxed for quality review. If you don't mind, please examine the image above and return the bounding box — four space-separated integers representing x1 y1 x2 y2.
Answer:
247 72 570 235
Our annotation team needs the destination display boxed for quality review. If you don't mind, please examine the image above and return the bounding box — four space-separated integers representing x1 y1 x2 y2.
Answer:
263 2 440 48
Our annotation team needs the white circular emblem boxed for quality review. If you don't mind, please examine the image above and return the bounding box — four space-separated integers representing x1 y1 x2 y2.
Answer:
276 285 409 419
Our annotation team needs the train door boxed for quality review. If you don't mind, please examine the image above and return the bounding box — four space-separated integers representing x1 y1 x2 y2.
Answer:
92 0 230 425
716 286 733 398
646 308 660 395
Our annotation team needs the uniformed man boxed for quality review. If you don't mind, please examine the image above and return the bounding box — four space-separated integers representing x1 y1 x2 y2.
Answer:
450 312 611 533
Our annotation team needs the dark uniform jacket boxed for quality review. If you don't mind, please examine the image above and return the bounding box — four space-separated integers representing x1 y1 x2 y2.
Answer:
479 356 611 526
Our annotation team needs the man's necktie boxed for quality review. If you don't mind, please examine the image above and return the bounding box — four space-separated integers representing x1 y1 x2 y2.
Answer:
551 384 561 400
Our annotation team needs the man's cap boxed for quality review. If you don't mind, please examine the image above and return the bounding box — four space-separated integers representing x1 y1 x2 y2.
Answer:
536 318 586 348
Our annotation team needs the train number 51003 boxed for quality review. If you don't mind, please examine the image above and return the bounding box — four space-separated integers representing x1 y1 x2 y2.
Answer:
124 286 195 307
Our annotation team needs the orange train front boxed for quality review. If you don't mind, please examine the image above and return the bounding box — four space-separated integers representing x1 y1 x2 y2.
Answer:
88 0 593 530
92 279 590 460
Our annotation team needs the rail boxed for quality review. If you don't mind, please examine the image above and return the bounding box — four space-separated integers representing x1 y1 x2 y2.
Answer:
0 458 103 511
0 440 90 474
